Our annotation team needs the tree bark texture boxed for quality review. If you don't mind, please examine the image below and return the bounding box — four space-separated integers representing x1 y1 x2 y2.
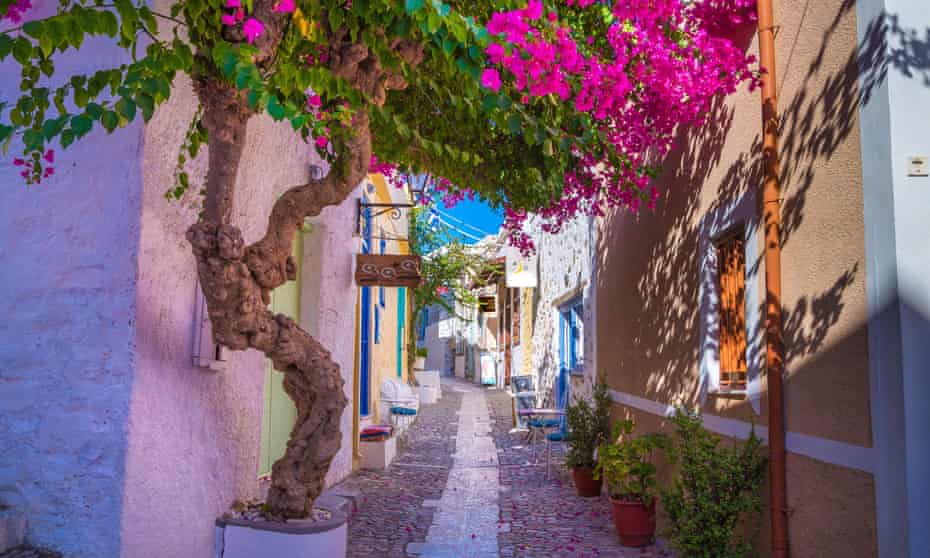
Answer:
184 17 423 518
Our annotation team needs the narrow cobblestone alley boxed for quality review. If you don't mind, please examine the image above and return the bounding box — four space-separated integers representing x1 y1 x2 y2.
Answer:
341 379 673 558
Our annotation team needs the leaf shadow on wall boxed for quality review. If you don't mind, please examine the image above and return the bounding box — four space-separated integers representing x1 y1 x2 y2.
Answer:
595 5 930 421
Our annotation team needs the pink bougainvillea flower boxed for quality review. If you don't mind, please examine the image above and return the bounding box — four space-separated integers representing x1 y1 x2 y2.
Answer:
480 68 501 91
273 0 295 13
242 17 264 43
13 158 24 166
315 136 328 148
1 0 32 23
221 13 236 25
307 94 322 108
225 0 240 7
42 149 54 164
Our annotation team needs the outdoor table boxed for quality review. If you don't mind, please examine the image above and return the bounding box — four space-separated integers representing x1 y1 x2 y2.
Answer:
517 408 565 417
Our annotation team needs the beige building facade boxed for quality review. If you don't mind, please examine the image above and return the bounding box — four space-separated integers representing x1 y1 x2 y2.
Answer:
596 1 930 557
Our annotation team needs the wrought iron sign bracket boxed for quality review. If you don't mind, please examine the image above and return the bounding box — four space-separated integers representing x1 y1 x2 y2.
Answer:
356 199 414 237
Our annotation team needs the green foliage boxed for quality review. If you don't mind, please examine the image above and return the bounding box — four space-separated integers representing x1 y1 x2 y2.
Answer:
661 409 768 558
1 0 588 217
408 205 495 321
595 419 669 506
415 346 427 358
564 383 611 469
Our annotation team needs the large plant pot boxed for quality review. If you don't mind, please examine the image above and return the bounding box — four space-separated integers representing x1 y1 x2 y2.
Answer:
413 356 426 370
216 501 348 558
609 497 656 547
571 467 602 497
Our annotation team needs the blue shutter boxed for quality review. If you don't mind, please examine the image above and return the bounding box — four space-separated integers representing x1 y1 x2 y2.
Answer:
397 288 406 377
359 206 372 416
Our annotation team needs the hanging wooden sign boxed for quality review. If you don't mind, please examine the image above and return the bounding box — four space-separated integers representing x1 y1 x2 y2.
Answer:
355 254 422 287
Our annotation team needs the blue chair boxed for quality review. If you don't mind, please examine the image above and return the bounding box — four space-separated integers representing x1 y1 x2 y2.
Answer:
545 430 571 479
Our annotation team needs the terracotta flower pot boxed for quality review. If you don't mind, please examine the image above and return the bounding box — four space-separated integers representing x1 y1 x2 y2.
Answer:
609 496 656 547
571 467 602 497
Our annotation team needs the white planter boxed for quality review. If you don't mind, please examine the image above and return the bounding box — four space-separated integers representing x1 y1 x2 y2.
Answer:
359 435 397 470
413 356 426 370
215 502 347 558
416 370 441 399
418 385 439 404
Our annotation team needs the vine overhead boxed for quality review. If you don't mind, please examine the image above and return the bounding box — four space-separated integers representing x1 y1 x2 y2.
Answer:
1 0 760 518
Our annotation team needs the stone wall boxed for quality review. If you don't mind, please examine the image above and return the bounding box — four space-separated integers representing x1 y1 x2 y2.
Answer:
528 215 597 405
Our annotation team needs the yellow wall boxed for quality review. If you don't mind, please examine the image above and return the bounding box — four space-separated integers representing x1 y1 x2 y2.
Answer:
358 173 411 425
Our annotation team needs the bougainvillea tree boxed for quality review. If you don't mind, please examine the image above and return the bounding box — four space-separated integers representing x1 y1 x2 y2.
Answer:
0 0 757 518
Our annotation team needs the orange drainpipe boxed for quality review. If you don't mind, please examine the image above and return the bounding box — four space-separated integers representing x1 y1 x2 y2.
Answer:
756 1 789 556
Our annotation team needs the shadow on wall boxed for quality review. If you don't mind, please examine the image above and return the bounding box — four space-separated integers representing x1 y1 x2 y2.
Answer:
596 5 929 416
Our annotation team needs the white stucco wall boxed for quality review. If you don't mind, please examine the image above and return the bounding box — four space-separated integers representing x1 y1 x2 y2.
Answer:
301 196 360 488
856 1 930 555
120 73 330 558
0 4 143 555
1 9 358 557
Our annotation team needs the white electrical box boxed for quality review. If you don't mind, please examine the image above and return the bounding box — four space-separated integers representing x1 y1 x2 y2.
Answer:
193 284 228 371
907 156 928 177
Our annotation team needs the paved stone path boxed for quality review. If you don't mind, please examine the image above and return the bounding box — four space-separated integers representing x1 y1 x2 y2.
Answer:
407 382 500 557
342 378 673 558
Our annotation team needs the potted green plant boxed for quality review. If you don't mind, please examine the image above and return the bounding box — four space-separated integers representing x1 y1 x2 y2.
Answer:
565 383 612 497
595 420 668 547
413 347 428 370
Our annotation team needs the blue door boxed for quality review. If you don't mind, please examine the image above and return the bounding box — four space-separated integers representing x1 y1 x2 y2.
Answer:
557 300 584 427
359 207 372 416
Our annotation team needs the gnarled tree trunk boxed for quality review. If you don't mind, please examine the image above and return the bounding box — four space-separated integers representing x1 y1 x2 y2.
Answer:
184 18 423 519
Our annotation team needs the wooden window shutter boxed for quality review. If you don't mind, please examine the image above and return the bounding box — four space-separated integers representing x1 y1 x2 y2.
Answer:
716 233 747 389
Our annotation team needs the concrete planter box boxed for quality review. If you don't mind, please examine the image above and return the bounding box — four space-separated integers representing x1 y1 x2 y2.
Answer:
416 370 441 400
359 435 397 470
418 385 439 404
215 502 347 558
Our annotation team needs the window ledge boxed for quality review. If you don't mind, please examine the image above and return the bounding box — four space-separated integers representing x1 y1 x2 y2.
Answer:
708 388 749 400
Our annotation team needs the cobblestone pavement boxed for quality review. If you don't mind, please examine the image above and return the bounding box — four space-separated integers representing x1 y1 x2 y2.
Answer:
341 379 673 557
342 384 462 558
488 387 673 558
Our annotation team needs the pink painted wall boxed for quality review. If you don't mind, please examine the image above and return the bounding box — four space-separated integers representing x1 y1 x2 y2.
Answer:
120 74 356 557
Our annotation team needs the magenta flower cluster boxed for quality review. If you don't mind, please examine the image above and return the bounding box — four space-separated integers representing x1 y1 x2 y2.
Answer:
481 0 760 253
1 0 31 23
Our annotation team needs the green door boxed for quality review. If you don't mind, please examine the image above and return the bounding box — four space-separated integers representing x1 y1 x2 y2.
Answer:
259 234 302 477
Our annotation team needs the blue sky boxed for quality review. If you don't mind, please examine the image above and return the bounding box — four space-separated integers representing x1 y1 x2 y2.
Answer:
433 198 503 244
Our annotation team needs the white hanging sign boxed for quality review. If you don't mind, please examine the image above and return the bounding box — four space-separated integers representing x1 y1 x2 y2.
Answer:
505 247 537 288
